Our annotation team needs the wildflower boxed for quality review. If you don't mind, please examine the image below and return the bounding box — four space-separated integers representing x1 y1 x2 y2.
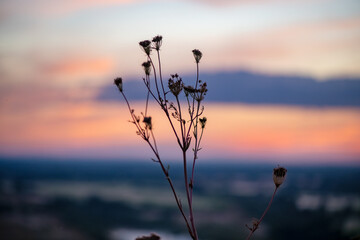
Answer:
152 35 163 50
143 116 152 130
273 166 287 188
114 77 123 92
142 61 151 76
199 117 207 129
139 40 152 55
192 49 202 63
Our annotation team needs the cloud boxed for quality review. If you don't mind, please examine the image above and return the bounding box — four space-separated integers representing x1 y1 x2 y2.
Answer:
98 71 360 106
0 0 144 19
204 17 360 78
40 57 114 80
0 52 115 88
185 0 324 7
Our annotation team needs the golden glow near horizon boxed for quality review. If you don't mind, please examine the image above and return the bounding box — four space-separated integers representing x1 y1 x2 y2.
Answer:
1 101 359 163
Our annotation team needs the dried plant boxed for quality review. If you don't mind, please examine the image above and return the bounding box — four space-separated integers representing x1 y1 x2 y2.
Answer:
114 35 206 240
113 35 286 240
245 166 287 240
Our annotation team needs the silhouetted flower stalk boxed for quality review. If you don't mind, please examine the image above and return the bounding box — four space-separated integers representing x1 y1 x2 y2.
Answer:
114 36 206 240
115 35 285 240
245 166 287 240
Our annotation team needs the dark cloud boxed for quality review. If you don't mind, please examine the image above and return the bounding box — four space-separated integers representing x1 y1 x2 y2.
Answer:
97 71 360 107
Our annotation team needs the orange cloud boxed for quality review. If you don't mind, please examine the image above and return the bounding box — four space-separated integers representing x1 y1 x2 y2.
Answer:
41 57 114 79
1 100 359 163
204 104 360 162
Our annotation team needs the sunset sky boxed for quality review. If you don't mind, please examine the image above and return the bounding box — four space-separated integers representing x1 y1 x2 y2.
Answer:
0 0 359 164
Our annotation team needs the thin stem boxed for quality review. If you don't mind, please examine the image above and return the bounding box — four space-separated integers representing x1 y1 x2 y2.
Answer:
192 62 200 116
246 187 279 240
121 91 144 135
183 150 198 240
190 127 204 202
148 56 162 101
165 110 183 148
150 129 159 156
176 95 185 145
145 75 150 116
186 62 200 138
146 140 194 238
157 50 166 105
143 78 162 106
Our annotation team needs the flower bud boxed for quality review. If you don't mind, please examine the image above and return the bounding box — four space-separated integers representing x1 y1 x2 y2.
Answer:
152 35 162 50
142 61 151 76
199 117 207 129
192 49 202 63
139 40 152 55
273 166 287 188
114 77 123 92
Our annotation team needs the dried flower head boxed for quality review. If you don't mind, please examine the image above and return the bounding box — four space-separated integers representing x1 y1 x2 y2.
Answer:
135 233 160 240
184 85 195 94
139 40 152 55
143 116 152 130
168 75 183 96
192 49 202 63
199 82 207 94
142 61 152 76
199 117 207 129
152 35 163 50
273 166 287 188
114 77 123 92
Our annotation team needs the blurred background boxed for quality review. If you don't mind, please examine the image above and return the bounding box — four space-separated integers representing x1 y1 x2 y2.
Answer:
0 0 359 239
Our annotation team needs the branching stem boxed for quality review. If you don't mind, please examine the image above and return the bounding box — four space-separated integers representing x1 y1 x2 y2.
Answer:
246 187 279 240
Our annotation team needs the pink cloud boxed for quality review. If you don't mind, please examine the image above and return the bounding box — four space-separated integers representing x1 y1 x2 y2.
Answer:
205 17 360 78
40 57 114 79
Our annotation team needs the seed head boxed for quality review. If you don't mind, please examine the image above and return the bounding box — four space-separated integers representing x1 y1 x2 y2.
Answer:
114 77 123 92
184 85 195 94
168 75 183 96
139 40 152 55
143 116 152 130
199 82 207 94
273 166 287 188
192 49 202 63
152 35 163 50
199 117 207 129
142 61 152 76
